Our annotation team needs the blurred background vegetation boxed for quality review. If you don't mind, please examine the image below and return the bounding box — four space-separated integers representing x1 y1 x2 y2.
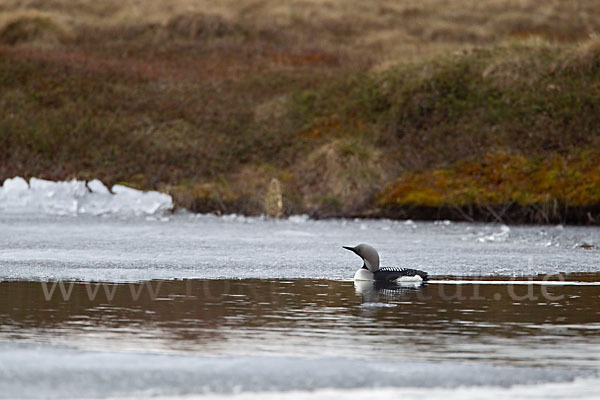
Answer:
1 0 599 223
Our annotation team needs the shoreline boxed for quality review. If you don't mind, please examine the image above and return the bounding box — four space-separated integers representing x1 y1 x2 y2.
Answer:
174 202 600 226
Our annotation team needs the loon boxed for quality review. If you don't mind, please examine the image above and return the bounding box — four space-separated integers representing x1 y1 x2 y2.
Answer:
343 244 428 283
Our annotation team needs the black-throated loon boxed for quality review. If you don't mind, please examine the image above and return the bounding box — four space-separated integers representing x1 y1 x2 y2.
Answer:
343 244 428 282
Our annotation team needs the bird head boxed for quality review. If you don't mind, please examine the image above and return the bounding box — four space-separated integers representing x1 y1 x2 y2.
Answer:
343 243 380 272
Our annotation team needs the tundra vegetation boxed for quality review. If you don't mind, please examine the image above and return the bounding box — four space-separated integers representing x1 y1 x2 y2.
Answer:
1 0 599 223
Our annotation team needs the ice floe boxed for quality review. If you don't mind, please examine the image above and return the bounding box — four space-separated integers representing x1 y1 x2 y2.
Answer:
0 177 172 216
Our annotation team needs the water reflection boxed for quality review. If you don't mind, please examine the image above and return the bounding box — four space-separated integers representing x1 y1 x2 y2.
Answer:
1 277 599 367
354 280 425 303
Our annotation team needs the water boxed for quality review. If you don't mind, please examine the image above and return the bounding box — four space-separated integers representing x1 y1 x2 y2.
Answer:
1 213 599 399
1 213 598 281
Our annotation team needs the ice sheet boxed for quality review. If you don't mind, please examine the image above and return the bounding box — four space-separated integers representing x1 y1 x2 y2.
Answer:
0 342 593 399
0 177 172 216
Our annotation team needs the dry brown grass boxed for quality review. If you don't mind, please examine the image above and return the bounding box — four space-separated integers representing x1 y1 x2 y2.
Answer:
294 138 388 216
2 0 599 63
560 35 600 72
0 10 72 46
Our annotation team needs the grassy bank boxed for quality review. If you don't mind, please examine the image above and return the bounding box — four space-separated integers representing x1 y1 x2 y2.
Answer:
1 1 599 223
379 152 600 224
289 39 600 222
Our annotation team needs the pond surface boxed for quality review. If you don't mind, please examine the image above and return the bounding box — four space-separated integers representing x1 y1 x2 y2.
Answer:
1 213 599 281
0 214 599 399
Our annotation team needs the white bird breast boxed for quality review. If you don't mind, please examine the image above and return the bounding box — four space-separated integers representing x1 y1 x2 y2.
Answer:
353 269 375 281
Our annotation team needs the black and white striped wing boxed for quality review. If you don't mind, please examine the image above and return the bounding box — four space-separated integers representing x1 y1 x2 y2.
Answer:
373 268 428 282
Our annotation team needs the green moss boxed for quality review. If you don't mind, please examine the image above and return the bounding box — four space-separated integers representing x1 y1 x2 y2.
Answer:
380 152 600 208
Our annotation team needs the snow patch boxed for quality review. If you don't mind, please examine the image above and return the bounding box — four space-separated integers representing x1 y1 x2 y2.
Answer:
0 177 172 216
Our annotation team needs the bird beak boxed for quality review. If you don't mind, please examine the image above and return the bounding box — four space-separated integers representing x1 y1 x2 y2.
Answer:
342 246 355 252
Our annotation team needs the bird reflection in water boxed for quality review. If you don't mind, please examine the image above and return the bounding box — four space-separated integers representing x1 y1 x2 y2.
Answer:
354 279 426 304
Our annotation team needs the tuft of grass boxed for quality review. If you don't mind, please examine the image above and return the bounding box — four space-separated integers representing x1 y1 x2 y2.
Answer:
164 13 240 41
560 36 600 73
0 12 70 46
293 138 388 216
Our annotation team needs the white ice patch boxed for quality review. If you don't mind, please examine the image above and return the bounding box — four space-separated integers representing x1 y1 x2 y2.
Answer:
477 225 511 242
0 177 172 216
288 214 310 224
